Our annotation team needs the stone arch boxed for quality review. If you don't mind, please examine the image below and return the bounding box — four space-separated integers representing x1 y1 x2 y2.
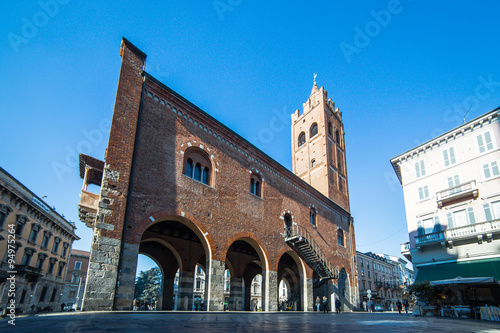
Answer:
132 209 214 261
220 232 270 272
276 249 308 311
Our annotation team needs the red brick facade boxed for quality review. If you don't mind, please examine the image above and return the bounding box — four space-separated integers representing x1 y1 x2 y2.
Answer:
81 38 357 312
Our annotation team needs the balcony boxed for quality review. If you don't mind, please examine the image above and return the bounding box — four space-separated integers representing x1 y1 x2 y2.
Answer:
415 219 500 248
436 180 478 207
401 242 412 262
78 190 99 228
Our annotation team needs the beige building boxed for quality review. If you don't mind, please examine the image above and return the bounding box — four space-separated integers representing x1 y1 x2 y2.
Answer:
356 251 402 310
0 167 79 314
392 107 500 305
61 249 90 310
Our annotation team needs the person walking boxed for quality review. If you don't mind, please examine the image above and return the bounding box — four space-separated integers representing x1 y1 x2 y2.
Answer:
396 300 402 315
315 296 321 312
363 300 367 312
335 298 341 314
322 296 328 313
404 300 409 314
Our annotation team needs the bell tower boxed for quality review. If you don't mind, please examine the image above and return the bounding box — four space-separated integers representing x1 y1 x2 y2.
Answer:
291 76 350 212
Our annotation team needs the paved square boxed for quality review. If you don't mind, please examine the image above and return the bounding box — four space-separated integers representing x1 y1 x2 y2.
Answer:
1 312 499 333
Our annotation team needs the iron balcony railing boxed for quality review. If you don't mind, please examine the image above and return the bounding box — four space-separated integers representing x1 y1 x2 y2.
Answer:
415 218 500 246
283 224 338 287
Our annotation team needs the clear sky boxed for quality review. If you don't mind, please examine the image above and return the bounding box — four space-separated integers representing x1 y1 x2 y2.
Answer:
2 1 499 274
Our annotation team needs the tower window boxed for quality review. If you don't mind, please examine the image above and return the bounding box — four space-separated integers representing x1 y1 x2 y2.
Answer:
250 173 262 197
337 229 344 247
298 132 306 147
310 123 318 138
335 130 340 145
184 148 212 186
310 208 317 226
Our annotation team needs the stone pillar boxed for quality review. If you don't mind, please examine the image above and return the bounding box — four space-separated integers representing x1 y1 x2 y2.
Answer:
263 270 278 312
207 259 225 311
162 278 175 310
229 277 243 311
115 243 139 310
178 270 194 311
304 277 313 312
244 282 251 311
82 235 121 311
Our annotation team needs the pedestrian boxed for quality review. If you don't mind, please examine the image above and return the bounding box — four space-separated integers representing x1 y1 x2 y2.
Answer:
396 300 402 315
315 296 321 312
133 298 139 311
363 300 367 312
367 300 372 312
335 298 341 314
60 303 66 312
322 296 328 313
404 300 409 314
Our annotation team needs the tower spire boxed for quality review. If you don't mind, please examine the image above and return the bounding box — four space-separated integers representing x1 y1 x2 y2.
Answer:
311 73 319 94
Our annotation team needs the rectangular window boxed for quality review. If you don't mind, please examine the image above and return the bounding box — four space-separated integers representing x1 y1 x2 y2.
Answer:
447 175 460 188
0 211 6 228
415 160 426 178
361 269 364 276
477 131 494 153
367 261 370 269
443 147 456 167
360 258 363 267
418 185 429 200
482 161 499 180
74 261 82 271
50 288 57 302
39 287 48 302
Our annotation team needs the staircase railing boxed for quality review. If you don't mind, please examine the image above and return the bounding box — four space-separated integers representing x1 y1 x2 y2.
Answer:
283 224 338 288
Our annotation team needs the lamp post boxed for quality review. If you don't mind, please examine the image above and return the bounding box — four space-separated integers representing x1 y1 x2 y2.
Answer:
75 272 86 311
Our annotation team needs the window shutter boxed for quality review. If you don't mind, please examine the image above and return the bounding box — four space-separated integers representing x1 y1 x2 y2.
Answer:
485 132 493 150
447 213 454 229
484 203 492 221
477 135 485 153
433 216 442 232
467 207 476 225
417 220 424 236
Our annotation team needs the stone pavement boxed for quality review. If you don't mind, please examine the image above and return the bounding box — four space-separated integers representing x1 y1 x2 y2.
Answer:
1 311 499 333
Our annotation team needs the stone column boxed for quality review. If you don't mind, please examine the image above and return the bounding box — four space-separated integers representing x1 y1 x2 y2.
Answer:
82 235 121 311
115 242 139 310
304 277 313 312
263 270 278 312
229 277 243 311
178 270 195 311
162 278 175 310
206 259 225 311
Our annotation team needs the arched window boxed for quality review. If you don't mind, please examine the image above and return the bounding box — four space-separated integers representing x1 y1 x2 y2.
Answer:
337 229 344 247
184 148 212 186
335 130 341 145
310 123 318 138
310 208 317 227
337 154 343 173
311 159 316 168
298 132 306 147
328 122 333 136
284 213 293 237
250 174 262 197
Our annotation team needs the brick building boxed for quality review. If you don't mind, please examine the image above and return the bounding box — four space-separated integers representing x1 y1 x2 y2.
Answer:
78 38 357 312
0 167 79 314
60 249 90 310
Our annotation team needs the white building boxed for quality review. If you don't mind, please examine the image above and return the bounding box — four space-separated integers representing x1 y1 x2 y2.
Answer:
391 107 500 304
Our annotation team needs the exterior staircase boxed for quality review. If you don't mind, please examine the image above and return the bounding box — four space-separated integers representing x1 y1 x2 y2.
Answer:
283 224 338 288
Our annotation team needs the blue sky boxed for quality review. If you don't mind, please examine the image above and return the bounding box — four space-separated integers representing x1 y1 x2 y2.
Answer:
2 1 499 274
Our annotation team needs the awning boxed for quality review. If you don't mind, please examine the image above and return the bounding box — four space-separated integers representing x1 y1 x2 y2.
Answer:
430 276 500 286
415 258 500 283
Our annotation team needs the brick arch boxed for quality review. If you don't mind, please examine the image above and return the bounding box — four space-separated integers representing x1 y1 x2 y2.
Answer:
220 231 270 272
131 208 215 262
